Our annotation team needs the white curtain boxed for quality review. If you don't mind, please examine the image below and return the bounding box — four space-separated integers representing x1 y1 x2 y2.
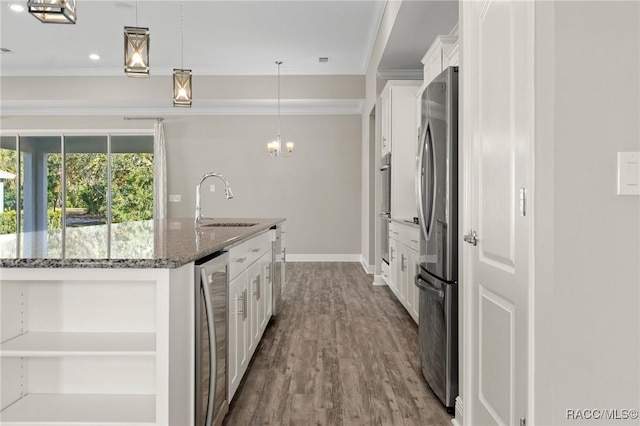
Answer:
153 121 167 220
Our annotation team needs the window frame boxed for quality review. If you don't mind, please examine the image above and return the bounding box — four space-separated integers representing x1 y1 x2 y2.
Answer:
0 129 155 236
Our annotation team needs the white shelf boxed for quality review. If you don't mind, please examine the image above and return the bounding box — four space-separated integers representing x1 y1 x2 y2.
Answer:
0 393 155 425
0 332 156 357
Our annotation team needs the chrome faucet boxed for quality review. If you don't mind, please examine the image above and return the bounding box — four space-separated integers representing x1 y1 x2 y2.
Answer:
195 172 234 225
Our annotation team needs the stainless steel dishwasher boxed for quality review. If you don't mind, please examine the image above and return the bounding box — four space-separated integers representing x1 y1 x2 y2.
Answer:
195 251 229 426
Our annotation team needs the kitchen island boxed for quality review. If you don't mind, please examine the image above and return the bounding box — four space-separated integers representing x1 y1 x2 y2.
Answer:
0 218 285 426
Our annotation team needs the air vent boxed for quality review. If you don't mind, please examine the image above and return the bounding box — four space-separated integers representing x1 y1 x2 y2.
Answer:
0 48 13 54
318 57 329 63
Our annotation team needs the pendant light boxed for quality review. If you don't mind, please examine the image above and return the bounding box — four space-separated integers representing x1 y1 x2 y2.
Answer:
28 0 76 24
267 61 294 157
124 0 149 77
173 0 192 107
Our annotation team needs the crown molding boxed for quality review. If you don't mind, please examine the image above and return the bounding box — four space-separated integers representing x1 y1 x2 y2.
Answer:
376 69 424 80
0 99 366 117
0 66 364 78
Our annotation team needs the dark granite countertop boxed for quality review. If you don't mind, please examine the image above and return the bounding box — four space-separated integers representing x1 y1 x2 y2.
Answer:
0 218 285 269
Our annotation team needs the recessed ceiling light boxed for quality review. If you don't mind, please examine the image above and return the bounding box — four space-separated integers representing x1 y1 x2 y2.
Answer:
89 54 100 61
9 4 25 12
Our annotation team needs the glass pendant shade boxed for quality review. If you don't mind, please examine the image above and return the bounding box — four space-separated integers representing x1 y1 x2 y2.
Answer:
173 69 192 107
124 26 150 77
28 0 76 24
286 142 294 153
268 138 282 157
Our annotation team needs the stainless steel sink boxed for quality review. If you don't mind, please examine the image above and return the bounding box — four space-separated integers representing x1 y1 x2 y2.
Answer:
201 222 258 227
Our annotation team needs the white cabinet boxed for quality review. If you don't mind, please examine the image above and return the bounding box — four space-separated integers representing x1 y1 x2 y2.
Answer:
388 237 399 298
379 80 422 219
227 230 273 402
421 35 458 86
228 268 249 400
418 35 459 132
380 89 392 157
388 221 420 324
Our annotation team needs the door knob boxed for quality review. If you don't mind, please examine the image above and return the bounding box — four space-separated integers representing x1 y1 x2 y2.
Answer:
463 230 478 246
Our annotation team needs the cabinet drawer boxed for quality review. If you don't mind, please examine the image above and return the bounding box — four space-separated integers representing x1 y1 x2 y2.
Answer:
389 222 420 251
228 231 273 281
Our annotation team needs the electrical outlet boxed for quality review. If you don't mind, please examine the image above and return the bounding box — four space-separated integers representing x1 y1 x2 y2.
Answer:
169 194 181 203
210 184 216 193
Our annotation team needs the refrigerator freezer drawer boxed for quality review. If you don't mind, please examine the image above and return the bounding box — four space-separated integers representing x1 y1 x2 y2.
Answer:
415 271 458 411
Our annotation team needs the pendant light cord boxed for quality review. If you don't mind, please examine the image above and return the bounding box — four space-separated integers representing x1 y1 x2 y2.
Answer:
276 61 282 139
135 0 138 26
180 0 184 69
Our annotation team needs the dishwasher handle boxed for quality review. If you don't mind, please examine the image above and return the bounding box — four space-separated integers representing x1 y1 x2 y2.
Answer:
200 268 217 426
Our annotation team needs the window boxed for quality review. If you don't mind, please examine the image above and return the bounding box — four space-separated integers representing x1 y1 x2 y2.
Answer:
0 132 154 236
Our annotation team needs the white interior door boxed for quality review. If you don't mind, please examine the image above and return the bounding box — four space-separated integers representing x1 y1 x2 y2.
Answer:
462 0 533 425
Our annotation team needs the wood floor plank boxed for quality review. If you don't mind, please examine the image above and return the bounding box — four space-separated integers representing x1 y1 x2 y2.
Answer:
224 262 453 426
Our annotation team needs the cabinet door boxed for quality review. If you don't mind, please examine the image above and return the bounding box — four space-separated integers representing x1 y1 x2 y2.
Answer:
388 238 399 297
248 260 262 357
406 248 419 323
381 87 392 156
228 270 249 400
423 47 442 86
397 245 407 305
263 250 273 322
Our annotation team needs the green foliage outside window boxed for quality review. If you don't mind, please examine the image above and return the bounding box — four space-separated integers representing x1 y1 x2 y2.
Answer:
0 146 153 234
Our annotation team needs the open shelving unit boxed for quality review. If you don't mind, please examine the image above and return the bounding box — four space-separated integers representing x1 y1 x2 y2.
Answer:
0 269 173 426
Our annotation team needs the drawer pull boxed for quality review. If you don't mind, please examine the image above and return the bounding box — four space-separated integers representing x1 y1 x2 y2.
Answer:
250 248 261 253
236 257 247 263
411 239 419 243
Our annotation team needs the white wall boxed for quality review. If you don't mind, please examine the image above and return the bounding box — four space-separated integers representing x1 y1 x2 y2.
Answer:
163 114 362 256
534 2 640 424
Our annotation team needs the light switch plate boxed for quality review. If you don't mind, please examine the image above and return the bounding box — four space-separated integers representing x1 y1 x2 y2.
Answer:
169 194 181 202
209 184 216 192
617 152 640 196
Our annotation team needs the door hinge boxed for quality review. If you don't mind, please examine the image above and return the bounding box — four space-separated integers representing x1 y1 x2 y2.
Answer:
519 187 527 216
520 418 526 426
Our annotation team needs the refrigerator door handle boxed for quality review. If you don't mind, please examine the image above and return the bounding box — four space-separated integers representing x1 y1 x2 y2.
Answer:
426 123 437 240
200 268 217 426
415 275 445 299
417 122 429 241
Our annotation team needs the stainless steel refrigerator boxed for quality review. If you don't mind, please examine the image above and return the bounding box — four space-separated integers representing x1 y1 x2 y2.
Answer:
414 66 459 413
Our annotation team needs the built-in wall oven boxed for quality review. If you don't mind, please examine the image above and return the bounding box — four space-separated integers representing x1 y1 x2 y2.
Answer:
380 153 391 263
195 251 229 426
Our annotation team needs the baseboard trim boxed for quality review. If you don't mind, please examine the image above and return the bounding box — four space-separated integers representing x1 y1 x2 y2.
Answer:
452 396 463 426
359 255 374 274
373 274 388 286
286 254 361 262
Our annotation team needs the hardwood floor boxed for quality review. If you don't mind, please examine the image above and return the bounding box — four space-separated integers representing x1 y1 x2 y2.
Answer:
224 262 453 426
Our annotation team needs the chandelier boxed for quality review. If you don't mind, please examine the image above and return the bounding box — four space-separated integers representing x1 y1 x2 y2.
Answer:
267 61 294 157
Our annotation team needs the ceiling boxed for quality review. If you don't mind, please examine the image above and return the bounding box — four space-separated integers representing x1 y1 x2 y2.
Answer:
0 0 458 78
0 0 386 76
